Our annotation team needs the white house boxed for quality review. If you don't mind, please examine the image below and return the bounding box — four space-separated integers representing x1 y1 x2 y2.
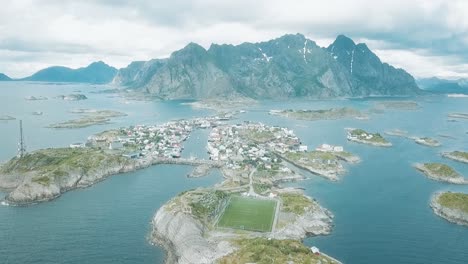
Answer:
298 145 308 152
69 143 84 148
310 246 320 255
333 146 344 152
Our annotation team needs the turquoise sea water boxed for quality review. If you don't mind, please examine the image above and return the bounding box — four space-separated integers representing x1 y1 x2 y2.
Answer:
0 82 467 263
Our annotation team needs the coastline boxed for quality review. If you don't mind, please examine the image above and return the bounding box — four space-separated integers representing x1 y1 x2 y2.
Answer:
347 137 392 147
1 156 222 206
414 163 467 184
430 193 468 226
150 188 338 264
279 154 341 181
442 152 468 164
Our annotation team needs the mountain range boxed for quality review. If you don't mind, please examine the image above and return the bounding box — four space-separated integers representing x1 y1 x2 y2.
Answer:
113 34 421 99
417 77 468 94
1 34 424 98
0 73 11 81
0 61 117 84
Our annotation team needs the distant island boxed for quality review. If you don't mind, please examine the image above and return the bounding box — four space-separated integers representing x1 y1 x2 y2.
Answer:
374 101 420 111
385 129 440 147
56 94 88 101
47 109 126 129
0 73 11 81
270 107 367 121
448 113 468 120
442 151 468 164
430 192 468 226
0 61 117 84
418 77 468 95
346 128 392 147
0 115 16 121
414 163 467 184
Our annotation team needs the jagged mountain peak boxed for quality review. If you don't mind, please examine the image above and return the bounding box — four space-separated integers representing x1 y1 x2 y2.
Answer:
113 33 420 99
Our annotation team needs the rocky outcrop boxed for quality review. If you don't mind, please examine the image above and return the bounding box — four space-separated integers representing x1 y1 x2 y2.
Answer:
273 202 334 239
327 35 419 96
151 190 334 264
430 193 468 226
151 205 234 264
414 163 467 184
3 158 146 205
114 34 421 99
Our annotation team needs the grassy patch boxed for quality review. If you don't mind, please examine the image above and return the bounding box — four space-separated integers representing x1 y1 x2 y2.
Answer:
280 107 362 121
32 176 51 186
217 196 277 232
438 192 468 213
0 148 128 183
280 193 314 215
285 151 338 162
246 130 276 143
253 183 272 194
218 238 339 264
423 163 460 178
349 129 389 144
451 151 468 160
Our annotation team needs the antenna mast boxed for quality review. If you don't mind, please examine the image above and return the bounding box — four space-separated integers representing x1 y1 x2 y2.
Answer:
17 120 26 158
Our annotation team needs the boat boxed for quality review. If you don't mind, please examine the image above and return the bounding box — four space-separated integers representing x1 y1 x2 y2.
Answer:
32 111 43 116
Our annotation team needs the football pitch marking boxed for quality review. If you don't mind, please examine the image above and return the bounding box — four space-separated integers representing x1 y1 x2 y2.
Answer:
216 196 277 232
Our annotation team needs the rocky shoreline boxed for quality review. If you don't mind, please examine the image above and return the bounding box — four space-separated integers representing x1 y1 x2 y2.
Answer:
150 190 336 264
414 163 467 184
347 137 392 147
430 193 468 226
442 152 468 164
1 157 147 206
1 156 222 206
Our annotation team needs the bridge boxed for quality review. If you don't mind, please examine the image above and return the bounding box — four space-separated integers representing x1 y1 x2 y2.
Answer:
150 157 224 167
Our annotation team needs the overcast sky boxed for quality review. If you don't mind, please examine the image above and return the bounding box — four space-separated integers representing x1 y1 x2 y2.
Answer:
1 0 468 79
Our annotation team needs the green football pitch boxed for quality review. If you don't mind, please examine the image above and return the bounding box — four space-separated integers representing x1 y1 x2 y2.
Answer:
217 196 277 232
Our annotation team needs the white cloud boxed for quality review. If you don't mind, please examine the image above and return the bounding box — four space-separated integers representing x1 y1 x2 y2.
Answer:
0 0 467 79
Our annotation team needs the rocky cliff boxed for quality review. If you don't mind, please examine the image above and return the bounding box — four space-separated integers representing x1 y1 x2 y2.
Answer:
114 34 421 99
0 148 147 205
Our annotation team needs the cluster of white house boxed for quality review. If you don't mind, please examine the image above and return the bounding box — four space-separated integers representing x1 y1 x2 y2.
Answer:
347 131 374 141
77 116 227 159
315 144 344 152
206 122 308 168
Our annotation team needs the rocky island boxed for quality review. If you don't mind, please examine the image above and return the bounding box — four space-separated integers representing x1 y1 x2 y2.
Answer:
414 137 441 147
25 96 48 101
185 98 255 111
448 113 468 120
347 128 392 147
374 101 420 111
56 94 88 101
385 130 440 147
430 192 468 226
414 163 467 184
47 109 127 129
442 151 468 164
0 115 16 121
270 107 367 121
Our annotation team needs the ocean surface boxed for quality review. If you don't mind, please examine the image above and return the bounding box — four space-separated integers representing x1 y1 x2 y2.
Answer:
1 82 467 264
